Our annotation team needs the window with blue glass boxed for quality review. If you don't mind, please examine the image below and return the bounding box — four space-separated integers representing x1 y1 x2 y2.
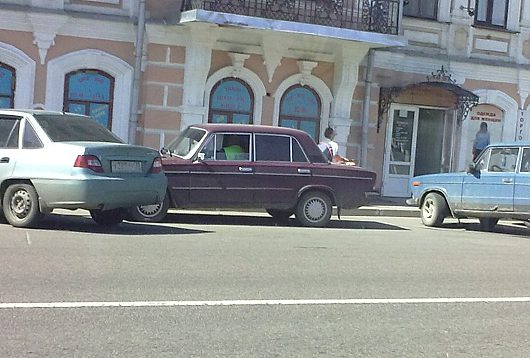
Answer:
209 78 254 124
279 85 321 141
0 63 15 109
64 69 114 129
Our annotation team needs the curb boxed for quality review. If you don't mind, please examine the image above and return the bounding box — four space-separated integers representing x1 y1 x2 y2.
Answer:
342 207 420 217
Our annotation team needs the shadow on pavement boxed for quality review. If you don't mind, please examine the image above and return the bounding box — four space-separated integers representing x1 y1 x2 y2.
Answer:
164 212 407 231
441 220 530 237
25 213 211 236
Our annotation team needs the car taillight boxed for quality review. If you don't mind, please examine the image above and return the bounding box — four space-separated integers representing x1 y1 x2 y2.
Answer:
74 155 104 173
149 157 163 174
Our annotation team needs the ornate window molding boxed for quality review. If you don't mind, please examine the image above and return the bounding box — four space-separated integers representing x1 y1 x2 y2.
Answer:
272 73 332 138
46 49 133 141
0 42 35 109
205 66 266 125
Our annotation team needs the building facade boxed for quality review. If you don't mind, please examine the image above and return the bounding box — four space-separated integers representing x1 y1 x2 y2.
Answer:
1 0 530 197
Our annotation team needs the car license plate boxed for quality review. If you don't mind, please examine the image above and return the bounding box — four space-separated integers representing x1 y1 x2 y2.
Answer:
111 161 142 173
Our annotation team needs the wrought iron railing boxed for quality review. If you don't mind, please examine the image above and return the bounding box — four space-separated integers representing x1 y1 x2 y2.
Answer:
181 0 401 35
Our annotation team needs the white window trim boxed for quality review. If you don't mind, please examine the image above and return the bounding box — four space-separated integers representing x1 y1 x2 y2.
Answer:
0 42 36 109
45 49 133 141
204 67 266 125
272 74 332 138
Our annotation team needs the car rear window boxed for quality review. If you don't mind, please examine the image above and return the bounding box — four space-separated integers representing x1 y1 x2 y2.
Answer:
35 114 122 143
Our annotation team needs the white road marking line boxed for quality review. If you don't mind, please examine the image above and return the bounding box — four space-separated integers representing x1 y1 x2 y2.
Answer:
25 232 31 245
2 297 530 309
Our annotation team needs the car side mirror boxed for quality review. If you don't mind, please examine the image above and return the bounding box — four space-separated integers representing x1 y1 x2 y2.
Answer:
160 147 169 155
197 152 205 161
467 162 477 174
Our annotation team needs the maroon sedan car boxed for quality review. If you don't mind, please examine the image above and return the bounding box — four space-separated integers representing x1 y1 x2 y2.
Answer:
129 124 376 227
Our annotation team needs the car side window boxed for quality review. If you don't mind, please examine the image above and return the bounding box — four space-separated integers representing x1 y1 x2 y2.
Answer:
199 135 216 160
0 117 21 148
22 122 43 149
291 139 308 163
520 148 530 173
215 133 250 161
255 134 290 162
487 147 519 173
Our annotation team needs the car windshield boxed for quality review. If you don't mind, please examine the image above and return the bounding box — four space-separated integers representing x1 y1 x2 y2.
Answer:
164 126 207 158
35 114 123 143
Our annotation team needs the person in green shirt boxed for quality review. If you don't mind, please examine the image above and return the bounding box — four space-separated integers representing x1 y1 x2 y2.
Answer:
223 144 244 160
221 135 246 160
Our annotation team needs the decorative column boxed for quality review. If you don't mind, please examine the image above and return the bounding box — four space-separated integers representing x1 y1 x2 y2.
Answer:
330 44 369 157
181 24 219 127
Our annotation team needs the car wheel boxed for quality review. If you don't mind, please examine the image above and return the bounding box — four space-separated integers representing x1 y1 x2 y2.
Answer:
479 218 498 231
128 194 170 222
266 209 294 221
90 208 126 226
295 191 332 227
420 192 448 227
2 183 42 228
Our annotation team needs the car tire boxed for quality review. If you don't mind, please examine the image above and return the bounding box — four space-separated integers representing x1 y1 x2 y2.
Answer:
295 191 332 227
90 208 126 226
266 209 294 221
2 183 42 228
420 192 448 227
128 194 170 222
479 218 498 231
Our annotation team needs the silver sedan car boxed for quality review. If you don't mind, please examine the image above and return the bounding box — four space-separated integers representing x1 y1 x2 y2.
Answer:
0 109 167 228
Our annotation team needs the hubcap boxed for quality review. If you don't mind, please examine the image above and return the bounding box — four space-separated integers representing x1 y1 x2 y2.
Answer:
138 203 162 217
304 198 326 222
422 199 434 219
10 189 31 219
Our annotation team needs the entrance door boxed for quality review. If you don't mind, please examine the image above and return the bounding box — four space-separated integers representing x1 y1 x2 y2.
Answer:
382 106 419 197
414 108 446 176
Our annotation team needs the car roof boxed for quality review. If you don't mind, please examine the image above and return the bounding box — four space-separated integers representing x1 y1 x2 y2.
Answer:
189 123 309 136
0 109 86 117
488 142 530 147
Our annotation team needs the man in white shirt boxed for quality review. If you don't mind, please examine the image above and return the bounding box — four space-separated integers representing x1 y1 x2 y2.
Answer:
318 127 355 165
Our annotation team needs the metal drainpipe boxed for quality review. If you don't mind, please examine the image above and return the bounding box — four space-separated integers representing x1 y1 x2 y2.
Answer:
128 0 146 145
361 48 374 167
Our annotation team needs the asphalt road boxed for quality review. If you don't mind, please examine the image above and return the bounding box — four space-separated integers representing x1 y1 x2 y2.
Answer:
1 211 530 357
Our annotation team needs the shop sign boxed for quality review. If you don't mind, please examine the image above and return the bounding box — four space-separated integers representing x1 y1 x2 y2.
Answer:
516 109 529 141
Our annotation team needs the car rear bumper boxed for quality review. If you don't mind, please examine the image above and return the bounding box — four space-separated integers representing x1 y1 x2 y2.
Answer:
33 175 167 211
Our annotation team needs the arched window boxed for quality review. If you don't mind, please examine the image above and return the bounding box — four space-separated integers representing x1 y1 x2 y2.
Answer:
0 63 15 109
209 78 254 124
279 85 321 141
64 69 114 129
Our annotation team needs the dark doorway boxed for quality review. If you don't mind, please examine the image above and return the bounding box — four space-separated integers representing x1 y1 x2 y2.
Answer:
414 108 445 176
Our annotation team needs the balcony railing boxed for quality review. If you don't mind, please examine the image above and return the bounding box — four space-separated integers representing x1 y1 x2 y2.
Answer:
181 0 401 35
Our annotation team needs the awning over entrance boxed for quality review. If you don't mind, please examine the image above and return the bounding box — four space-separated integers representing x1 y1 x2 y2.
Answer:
377 68 479 132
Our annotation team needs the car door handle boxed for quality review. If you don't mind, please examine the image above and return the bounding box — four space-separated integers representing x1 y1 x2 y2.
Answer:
0 157 9 163
502 178 513 184
297 168 311 174
238 167 253 173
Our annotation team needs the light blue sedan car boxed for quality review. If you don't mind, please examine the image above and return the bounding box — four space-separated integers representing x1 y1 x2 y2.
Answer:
0 110 167 228
407 142 530 231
